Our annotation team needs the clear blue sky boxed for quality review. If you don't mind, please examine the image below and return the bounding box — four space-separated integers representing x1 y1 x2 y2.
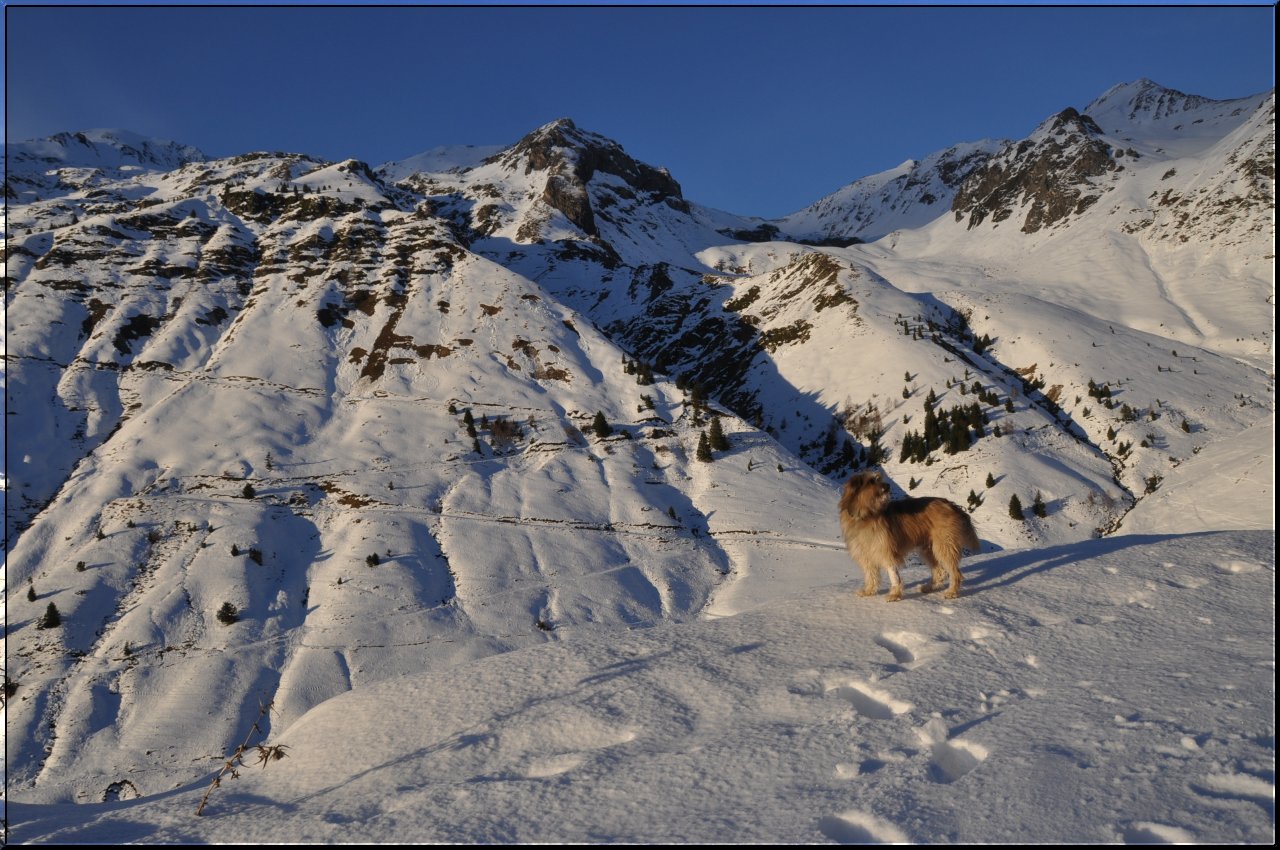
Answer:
4 5 1274 217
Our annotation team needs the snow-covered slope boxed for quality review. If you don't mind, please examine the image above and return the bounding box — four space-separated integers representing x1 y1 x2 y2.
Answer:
10 531 1274 843
775 140 1002 244
3 78 1273 841
2 128 207 201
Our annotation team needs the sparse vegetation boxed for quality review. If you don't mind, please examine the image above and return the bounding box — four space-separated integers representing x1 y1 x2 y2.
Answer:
708 416 730 451
39 602 62 629
216 602 239 625
195 697 289 816
696 431 713 462
1009 494 1024 521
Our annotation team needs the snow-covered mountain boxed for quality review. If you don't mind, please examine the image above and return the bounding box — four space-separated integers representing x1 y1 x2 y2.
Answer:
3 128 207 201
775 140 1003 244
3 79 1273 841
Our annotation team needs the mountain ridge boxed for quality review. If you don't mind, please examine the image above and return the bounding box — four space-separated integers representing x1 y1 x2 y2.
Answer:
3 78 1272 809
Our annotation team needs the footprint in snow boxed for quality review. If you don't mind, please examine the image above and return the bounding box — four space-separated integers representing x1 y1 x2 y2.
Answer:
818 810 910 844
917 716 988 784
1120 821 1197 844
873 630 946 671
1190 770 1275 810
826 679 912 721
1214 559 1262 575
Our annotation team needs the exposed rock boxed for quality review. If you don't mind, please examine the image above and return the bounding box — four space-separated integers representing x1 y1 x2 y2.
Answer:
952 108 1118 233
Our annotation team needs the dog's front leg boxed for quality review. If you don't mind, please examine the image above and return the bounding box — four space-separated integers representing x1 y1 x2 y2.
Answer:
885 563 903 602
856 559 880 597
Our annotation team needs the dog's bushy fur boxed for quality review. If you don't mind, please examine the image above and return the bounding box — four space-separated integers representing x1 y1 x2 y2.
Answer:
839 471 980 601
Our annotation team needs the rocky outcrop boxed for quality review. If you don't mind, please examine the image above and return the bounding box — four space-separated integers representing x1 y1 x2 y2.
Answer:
504 119 684 236
952 108 1118 233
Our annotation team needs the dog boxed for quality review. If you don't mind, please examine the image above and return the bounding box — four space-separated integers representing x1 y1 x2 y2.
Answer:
839 471 980 601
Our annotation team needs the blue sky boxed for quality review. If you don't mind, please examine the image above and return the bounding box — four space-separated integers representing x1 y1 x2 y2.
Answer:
4 5 1274 217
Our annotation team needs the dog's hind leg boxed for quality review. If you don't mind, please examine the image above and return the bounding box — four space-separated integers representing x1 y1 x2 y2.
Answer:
919 549 946 594
932 541 965 599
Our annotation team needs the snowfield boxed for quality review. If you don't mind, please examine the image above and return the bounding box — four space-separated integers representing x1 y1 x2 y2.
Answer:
3 78 1273 843
8 531 1274 843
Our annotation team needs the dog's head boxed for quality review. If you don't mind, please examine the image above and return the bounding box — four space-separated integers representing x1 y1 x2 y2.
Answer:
840 471 891 520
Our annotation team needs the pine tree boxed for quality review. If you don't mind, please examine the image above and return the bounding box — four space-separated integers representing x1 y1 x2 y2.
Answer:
986 472 996 488
27 584 37 602
1032 492 1047 518
1009 494 1024 521
242 483 255 499
708 416 730 451
38 602 62 629
592 411 613 438
696 431 713 462
216 602 239 625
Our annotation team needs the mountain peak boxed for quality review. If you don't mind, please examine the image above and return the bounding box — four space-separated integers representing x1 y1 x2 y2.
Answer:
497 118 684 237
1084 78 1215 127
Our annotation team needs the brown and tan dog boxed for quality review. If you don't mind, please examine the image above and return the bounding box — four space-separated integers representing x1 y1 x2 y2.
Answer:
839 471 980 601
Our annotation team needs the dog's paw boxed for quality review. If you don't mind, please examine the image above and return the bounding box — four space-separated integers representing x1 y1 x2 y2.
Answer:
942 588 961 599
857 588 878 598
919 581 936 594
886 589 903 602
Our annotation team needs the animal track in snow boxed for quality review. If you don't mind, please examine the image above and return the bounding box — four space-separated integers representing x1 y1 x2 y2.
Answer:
927 737 988 784
917 716 988 784
818 810 910 844
523 752 587 778
827 680 912 720
1214 559 1262 574
1191 770 1275 809
1120 821 1197 844
873 630 946 670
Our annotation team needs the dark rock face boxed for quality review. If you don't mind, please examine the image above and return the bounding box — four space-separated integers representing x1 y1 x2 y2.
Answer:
505 119 684 237
952 108 1118 233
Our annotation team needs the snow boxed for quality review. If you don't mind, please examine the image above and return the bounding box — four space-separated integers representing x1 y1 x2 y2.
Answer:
4 77 1274 843
8 531 1274 843
378 143 505 181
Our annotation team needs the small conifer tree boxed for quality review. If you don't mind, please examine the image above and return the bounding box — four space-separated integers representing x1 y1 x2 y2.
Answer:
216 602 239 625
986 472 996 488
1009 494 1024 521
1032 492 1047 518
592 411 613 438
39 602 62 629
708 416 730 451
696 431 713 462
27 584 37 602
242 483 256 499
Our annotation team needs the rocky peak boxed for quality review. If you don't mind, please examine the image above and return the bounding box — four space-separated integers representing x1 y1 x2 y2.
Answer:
499 119 684 236
951 106 1118 233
